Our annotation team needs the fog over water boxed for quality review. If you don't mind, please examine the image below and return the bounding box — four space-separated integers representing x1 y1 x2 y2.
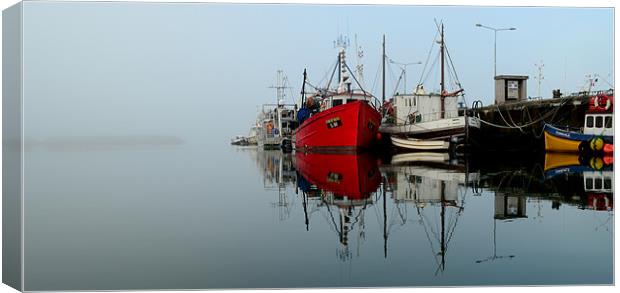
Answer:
14 1 614 290
21 2 613 141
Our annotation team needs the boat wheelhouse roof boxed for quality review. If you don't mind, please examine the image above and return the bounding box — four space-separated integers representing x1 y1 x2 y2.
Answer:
311 91 373 98
392 92 443 97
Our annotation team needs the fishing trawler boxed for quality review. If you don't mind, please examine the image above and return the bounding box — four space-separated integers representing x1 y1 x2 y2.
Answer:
257 71 299 150
380 23 480 151
294 37 382 152
544 90 614 153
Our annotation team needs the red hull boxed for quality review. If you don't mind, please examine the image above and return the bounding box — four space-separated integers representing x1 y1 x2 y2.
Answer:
294 101 381 151
295 152 381 200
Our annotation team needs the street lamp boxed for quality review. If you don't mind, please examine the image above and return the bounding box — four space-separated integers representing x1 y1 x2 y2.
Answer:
475 23 516 77
389 59 422 94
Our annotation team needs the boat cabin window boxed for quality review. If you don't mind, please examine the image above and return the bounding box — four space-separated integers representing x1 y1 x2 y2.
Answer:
586 116 594 128
594 178 602 190
605 116 612 128
595 116 603 128
604 178 612 189
332 99 343 107
346 99 355 104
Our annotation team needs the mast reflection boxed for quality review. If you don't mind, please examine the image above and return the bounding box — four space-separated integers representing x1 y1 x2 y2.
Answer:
296 152 381 261
244 147 614 272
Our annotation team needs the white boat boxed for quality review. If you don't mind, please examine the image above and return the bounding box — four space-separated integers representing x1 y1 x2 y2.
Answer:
390 136 449 151
390 152 449 164
246 124 260 145
230 135 249 146
256 70 298 150
380 22 480 149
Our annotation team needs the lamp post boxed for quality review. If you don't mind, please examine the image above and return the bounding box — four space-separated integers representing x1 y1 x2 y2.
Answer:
475 24 516 77
389 59 422 94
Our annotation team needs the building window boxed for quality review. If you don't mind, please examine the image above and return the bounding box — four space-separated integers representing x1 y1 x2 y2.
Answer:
586 116 594 128
595 116 603 128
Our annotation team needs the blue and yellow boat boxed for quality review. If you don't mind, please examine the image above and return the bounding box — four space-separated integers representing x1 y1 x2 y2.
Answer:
543 92 614 153
543 124 613 153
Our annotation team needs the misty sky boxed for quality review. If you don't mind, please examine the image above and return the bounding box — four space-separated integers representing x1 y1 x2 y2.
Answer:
21 1 613 142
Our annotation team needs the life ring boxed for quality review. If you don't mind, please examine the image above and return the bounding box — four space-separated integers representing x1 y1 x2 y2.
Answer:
589 157 604 170
594 94 611 111
267 121 274 133
591 196 610 210
590 137 604 152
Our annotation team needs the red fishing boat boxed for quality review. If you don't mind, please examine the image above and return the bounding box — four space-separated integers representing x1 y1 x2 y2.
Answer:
294 41 382 152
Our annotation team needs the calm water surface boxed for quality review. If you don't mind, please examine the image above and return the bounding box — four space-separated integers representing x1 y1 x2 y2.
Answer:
23 141 613 290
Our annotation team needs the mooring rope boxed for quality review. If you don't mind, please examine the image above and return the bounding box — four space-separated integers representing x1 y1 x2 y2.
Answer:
478 96 572 130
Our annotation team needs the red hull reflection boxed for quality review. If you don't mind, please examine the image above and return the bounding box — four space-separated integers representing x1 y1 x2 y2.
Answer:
295 152 381 200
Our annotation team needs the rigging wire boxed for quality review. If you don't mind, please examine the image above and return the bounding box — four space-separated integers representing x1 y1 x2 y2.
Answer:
422 50 440 87
316 59 339 88
371 58 382 95
418 28 440 87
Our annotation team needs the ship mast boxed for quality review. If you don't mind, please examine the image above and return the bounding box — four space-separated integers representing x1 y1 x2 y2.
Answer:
382 34 386 115
440 24 445 119
354 34 365 89
383 180 388 258
335 35 351 94
440 181 446 271
301 69 307 106
269 70 290 135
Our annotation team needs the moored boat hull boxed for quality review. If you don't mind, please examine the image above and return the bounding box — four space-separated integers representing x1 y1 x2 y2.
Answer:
544 124 613 153
380 116 480 152
390 152 450 164
390 136 450 151
294 100 381 152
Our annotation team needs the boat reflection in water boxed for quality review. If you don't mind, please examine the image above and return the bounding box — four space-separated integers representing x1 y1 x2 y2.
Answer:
381 154 480 272
543 152 613 211
295 150 480 270
295 152 381 261
239 146 613 281
250 149 298 220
